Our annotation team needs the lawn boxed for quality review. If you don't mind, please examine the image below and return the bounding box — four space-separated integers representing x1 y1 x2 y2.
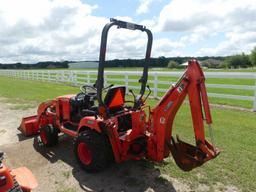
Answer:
103 73 255 109
0 76 79 109
4 68 255 109
44 67 256 72
0 76 255 191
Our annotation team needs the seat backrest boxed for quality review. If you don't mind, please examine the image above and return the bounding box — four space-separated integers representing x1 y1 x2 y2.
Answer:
104 86 126 110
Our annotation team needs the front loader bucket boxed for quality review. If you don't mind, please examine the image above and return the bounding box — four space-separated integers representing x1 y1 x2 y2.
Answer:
19 115 39 136
169 136 219 171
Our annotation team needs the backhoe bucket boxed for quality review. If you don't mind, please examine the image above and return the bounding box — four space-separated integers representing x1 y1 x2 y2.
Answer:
169 136 218 171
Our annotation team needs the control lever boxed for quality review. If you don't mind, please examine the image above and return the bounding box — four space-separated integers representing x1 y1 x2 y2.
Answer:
129 89 136 100
144 85 152 101
103 84 114 91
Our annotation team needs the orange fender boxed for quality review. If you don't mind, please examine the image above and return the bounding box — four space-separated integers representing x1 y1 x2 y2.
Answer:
11 167 38 192
0 164 14 192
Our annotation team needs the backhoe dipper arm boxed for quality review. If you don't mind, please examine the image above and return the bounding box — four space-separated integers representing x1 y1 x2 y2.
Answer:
148 60 219 171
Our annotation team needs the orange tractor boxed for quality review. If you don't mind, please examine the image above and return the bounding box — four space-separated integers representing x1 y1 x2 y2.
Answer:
20 18 219 172
0 151 37 192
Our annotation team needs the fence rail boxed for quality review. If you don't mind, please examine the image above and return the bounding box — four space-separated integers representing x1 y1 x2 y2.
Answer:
0 70 255 111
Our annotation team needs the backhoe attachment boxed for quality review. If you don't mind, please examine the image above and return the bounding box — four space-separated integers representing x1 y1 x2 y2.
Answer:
151 60 219 171
169 136 219 171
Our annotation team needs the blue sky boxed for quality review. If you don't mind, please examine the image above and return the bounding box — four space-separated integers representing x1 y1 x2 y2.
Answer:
84 0 168 20
0 0 255 63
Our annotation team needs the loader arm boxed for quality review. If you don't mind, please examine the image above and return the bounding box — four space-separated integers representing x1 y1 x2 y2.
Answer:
149 60 219 171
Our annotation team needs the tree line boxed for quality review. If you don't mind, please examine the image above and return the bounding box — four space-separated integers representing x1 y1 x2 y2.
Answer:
167 47 256 69
0 61 69 69
0 47 255 69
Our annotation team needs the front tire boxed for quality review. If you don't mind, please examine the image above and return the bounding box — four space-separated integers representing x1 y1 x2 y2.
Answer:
39 125 58 147
74 130 112 172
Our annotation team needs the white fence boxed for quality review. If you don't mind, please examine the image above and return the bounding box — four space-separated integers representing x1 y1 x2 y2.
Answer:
0 70 256 111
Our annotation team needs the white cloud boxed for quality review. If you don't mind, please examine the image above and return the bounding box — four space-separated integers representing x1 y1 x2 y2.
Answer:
136 0 154 15
0 0 163 63
1 0 255 63
157 0 256 55
197 31 256 56
152 38 184 57
0 0 105 63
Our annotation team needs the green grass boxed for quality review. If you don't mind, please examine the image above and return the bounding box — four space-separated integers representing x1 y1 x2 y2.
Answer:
0 76 79 108
38 66 256 72
106 74 255 109
0 74 254 109
14 68 255 109
0 76 255 191
157 105 256 191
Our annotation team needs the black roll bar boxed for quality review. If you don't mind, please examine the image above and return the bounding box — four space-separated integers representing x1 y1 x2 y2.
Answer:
96 18 153 107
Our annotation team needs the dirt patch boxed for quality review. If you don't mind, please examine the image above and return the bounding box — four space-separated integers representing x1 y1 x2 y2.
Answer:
2 137 191 192
0 98 37 145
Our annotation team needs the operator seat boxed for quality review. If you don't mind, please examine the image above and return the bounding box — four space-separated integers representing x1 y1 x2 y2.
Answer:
104 86 126 114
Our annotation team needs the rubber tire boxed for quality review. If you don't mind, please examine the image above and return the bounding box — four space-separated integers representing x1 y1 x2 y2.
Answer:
74 130 113 172
7 177 23 192
40 125 58 147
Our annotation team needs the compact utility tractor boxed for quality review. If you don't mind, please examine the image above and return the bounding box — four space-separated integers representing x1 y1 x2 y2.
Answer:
20 18 219 172
0 151 38 192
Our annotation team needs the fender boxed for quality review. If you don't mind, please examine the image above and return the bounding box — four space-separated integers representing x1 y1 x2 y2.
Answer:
0 164 14 192
78 116 103 133
37 100 56 115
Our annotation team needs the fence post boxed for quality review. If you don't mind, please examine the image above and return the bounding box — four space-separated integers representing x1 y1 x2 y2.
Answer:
87 71 90 84
61 71 64 82
125 72 128 94
73 71 77 86
153 73 158 98
105 74 107 87
253 75 256 112
42 71 45 81
55 71 58 83
48 71 50 81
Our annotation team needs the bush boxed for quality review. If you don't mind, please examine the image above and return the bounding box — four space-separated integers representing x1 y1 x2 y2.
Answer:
167 60 179 68
201 59 222 68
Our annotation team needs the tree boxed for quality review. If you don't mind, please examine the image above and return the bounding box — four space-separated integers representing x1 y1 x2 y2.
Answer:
240 53 251 68
167 60 179 68
224 53 251 68
250 47 256 67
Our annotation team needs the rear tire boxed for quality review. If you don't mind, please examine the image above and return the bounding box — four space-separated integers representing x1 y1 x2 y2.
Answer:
39 125 58 147
74 130 113 172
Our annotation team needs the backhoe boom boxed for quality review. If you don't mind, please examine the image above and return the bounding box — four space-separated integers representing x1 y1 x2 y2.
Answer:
148 60 219 171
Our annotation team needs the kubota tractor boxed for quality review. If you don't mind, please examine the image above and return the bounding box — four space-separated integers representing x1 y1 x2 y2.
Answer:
0 151 37 192
19 18 219 172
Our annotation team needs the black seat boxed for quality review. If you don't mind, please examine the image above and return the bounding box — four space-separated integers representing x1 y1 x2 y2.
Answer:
104 86 126 114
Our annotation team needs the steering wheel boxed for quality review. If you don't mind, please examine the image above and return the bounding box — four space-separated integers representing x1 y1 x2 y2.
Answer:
79 85 97 97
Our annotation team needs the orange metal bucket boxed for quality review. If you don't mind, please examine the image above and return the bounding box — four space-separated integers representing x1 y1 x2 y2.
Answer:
19 116 39 136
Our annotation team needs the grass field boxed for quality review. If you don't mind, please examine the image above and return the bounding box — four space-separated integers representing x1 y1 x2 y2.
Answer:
78 72 255 109
4 67 255 109
45 67 256 72
0 76 256 191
